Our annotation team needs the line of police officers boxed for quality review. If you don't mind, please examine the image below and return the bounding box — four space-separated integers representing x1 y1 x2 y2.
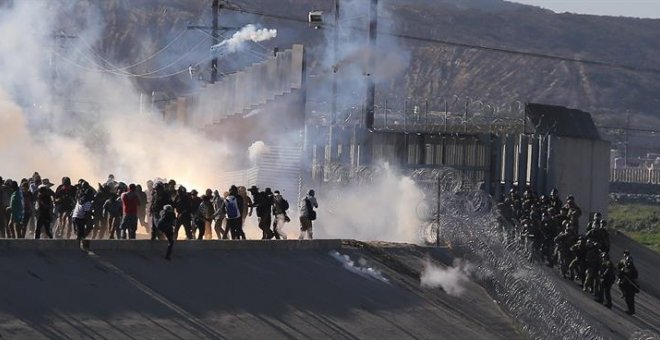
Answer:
500 188 640 315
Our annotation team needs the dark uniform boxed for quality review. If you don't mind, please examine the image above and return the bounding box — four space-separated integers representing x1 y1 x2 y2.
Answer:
563 196 582 232
595 252 615 308
617 252 639 315
586 212 602 233
547 188 562 212
583 240 601 294
569 237 587 282
540 213 558 266
593 221 610 252
554 225 577 278
522 221 543 263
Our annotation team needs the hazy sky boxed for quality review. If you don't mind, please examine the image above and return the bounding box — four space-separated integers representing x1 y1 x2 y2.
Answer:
510 0 660 18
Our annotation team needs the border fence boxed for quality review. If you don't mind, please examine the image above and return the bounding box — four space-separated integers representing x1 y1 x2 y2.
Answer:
610 167 660 185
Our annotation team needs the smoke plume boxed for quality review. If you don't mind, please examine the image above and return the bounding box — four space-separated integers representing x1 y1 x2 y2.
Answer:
0 1 234 190
248 140 270 164
314 164 425 243
420 258 473 297
211 24 277 53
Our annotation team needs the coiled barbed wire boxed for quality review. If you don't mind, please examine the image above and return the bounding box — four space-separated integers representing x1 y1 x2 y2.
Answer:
630 330 660 340
318 164 652 339
413 167 603 340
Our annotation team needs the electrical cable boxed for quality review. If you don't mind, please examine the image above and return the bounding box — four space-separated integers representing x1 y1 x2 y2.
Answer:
223 6 660 76
53 44 213 79
69 35 211 78
107 28 190 71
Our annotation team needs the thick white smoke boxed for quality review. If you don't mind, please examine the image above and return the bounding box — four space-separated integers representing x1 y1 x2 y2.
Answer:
248 140 270 164
0 1 233 190
211 24 277 53
306 0 410 119
420 258 473 297
0 93 101 181
314 165 425 243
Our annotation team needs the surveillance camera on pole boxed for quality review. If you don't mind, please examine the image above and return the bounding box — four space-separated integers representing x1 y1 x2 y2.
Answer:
308 11 323 29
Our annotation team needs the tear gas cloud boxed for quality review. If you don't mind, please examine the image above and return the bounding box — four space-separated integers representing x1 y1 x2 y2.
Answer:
306 0 410 118
314 165 425 244
0 0 233 190
341 0 409 95
0 0 419 245
211 24 277 53
420 258 473 297
248 141 270 164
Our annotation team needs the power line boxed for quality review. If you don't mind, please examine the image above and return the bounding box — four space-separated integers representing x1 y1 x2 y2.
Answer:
74 29 190 73
223 6 660 76
106 28 190 72
66 35 211 78
53 46 212 79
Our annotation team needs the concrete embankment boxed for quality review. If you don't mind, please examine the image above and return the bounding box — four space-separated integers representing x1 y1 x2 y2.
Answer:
0 239 520 340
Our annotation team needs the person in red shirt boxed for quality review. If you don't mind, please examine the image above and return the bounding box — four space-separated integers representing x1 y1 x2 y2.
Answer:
120 184 141 239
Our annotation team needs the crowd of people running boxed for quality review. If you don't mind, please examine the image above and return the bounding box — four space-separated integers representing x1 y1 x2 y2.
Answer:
498 187 641 315
0 172 319 259
0 172 644 313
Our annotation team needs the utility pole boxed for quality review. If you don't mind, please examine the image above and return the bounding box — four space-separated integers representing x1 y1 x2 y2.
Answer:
211 0 220 83
187 0 237 84
357 0 377 166
329 0 340 163
364 0 377 130
50 32 77 129
332 0 339 126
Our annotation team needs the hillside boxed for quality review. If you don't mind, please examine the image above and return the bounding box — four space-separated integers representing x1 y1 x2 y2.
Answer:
51 0 660 144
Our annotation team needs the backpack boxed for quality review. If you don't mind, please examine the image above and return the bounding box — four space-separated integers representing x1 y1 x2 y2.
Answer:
226 196 241 219
281 198 289 212
305 198 316 221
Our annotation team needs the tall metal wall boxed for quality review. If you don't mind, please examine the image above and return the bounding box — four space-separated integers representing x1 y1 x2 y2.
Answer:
192 44 305 129
310 125 610 221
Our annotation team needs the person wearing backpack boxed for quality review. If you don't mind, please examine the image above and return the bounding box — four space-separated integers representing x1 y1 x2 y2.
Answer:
271 190 289 240
104 188 124 240
299 189 318 240
194 194 214 240
225 185 246 240
249 186 275 239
